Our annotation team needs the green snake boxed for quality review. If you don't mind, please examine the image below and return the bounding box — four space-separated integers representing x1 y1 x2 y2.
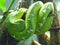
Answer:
4 1 54 40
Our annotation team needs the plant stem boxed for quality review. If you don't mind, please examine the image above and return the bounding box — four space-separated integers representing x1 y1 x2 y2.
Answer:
5 0 15 16
0 0 15 24
7 0 15 12
0 0 15 31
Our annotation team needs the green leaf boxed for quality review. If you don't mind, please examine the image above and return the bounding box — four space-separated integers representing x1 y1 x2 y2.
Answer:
0 0 6 12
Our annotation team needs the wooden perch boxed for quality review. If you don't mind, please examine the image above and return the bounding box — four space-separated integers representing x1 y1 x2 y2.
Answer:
32 39 42 45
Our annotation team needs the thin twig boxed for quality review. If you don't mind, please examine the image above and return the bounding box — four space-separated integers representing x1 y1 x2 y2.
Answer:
7 0 15 12
0 0 15 31
1 0 15 24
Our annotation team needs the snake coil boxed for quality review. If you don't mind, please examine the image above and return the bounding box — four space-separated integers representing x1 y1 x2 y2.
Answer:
4 1 54 40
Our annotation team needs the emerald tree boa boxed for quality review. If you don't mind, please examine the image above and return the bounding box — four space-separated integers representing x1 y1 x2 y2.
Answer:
4 1 54 40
